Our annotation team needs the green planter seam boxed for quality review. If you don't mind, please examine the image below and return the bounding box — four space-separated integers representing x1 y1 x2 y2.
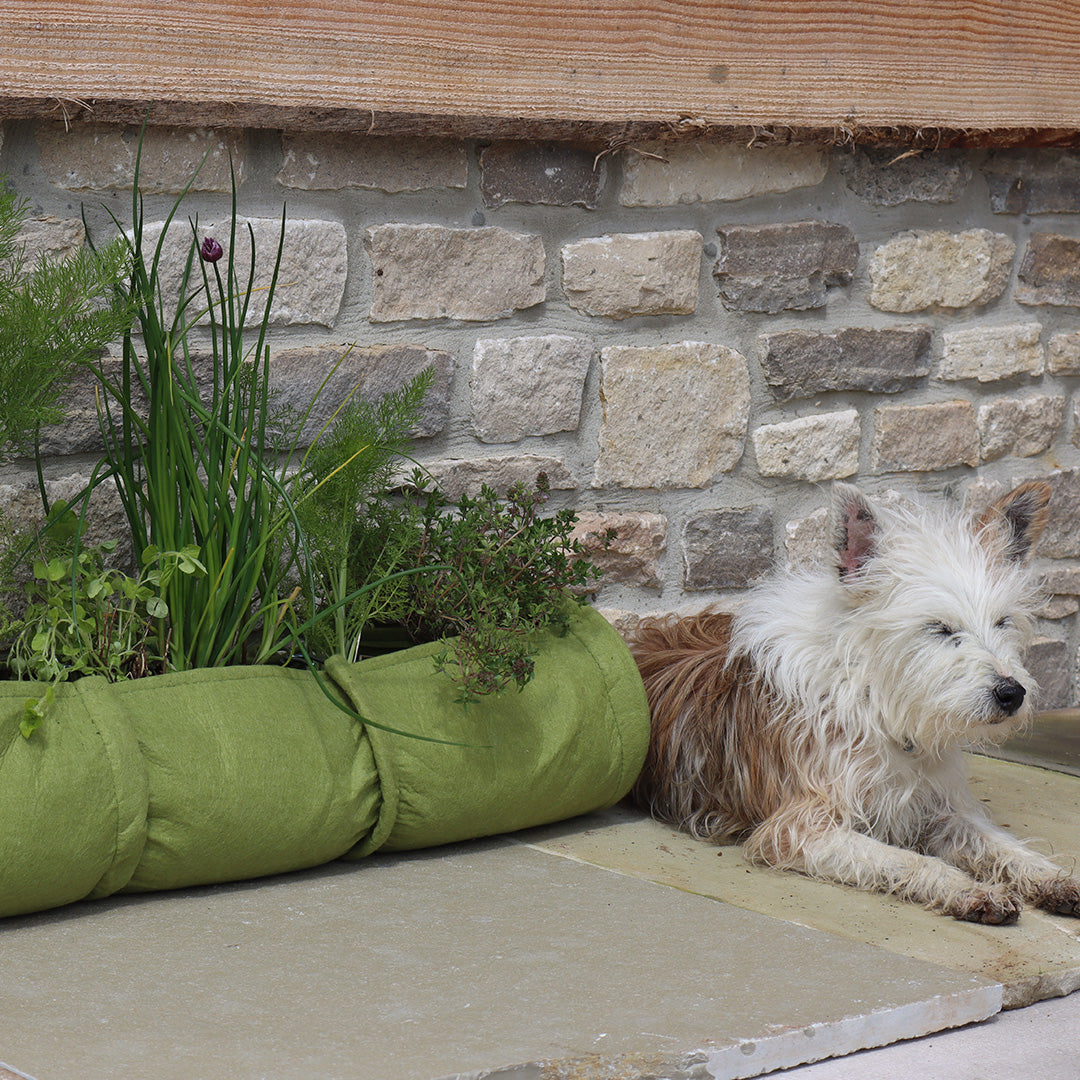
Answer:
0 604 648 919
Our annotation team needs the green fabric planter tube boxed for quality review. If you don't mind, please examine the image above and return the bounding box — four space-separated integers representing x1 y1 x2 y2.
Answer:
0 604 649 919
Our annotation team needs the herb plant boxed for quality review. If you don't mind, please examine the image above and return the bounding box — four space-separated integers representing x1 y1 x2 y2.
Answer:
404 474 605 704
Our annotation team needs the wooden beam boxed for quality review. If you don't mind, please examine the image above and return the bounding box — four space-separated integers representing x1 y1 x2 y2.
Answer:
2 1 1079 144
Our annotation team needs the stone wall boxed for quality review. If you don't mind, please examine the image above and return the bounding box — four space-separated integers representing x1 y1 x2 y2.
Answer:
3 121 1080 706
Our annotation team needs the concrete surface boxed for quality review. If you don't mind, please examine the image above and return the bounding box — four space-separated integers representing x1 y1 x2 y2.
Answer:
530 755 1080 1010
0 747 1078 1079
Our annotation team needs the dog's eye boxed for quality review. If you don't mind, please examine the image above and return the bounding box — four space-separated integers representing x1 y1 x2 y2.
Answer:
994 615 1014 629
927 621 959 640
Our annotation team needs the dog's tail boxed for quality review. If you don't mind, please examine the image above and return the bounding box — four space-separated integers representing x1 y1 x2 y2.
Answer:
629 610 761 840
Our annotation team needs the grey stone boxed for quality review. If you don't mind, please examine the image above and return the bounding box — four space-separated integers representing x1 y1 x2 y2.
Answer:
1016 233 1080 308
471 335 592 443
713 221 858 313
1026 637 1074 710
868 229 1015 312
480 142 605 208
977 395 1065 461
759 326 932 401
366 224 545 321
620 142 827 206
37 123 246 192
594 342 750 489
561 230 701 319
424 455 576 500
683 506 774 590
939 323 1045 382
871 401 980 473
570 511 667 589
266 344 453 442
837 148 972 206
279 133 467 192
752 410 860 482
983 150 1080 214
139 216 347 328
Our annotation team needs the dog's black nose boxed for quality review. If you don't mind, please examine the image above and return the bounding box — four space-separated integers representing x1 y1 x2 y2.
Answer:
993 677 1026 715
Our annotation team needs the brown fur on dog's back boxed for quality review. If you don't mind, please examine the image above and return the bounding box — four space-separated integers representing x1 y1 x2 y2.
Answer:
630 611 796 842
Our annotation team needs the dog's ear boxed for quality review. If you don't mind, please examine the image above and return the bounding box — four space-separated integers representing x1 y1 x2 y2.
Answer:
832 483 880 580
976 481 1051 563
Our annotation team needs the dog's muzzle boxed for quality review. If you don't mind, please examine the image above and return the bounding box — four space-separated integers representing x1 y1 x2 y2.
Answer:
992 676 1026 717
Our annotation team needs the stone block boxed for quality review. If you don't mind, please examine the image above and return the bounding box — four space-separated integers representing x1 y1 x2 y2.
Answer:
871 401 979 473
752 409 860 482
784 506 830 572
683 506 774 590
0 474 131 567
977 394 1065 461
266 344 453 442
570 511 667 589
480 142 605 208
366 224 545 321
713 221 858 313
561 230 701 319
1075 397 1080 450
139 216 347 327
423 455 576 500
14 217 85 267
594 342 750 489
471 335 593 443
1025 637 1074 710
939 323 1045 382
38 123 245 192
868 229 1015 312
759 326 931 401
1039 564 1080 596
1025 468 1080 558
982 150 1080 214
837 148 972 206
279 133 466 192
1048 331 1080 375
1016 233 1080 308
619 142 826 206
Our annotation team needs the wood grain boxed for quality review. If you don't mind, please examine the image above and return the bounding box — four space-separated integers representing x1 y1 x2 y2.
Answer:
1 1 1078 142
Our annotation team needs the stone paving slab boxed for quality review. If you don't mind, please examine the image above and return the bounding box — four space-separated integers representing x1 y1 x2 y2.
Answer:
527 756 1080 1011
0 840 997 1080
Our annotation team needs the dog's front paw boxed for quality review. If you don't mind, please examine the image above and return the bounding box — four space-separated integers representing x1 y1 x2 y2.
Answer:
1032 878 1080 916
948 886 1022 925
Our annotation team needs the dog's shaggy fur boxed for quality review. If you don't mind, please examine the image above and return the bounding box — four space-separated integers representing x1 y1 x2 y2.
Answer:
631 481 1080 924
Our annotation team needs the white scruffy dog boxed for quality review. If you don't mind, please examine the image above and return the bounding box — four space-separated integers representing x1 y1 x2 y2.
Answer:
631 481 1080 923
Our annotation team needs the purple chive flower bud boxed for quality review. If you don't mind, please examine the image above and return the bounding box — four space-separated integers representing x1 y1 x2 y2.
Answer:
200 236 223 263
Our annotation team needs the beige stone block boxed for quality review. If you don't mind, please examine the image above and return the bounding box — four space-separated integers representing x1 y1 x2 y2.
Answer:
37 123 245 192
139 216 347 327
940 323 1044 382
752 409 860 482
423 455 576 500
14 217 85 266
366 224 545 321
594 342 750 489
471 335 593 443
868 229 1015 312
279 134 467 192
619 143 827 206
872 401 980 472
977 394 1065 461
561 230 701 319
1049 331 1080 375
570 511 667 589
